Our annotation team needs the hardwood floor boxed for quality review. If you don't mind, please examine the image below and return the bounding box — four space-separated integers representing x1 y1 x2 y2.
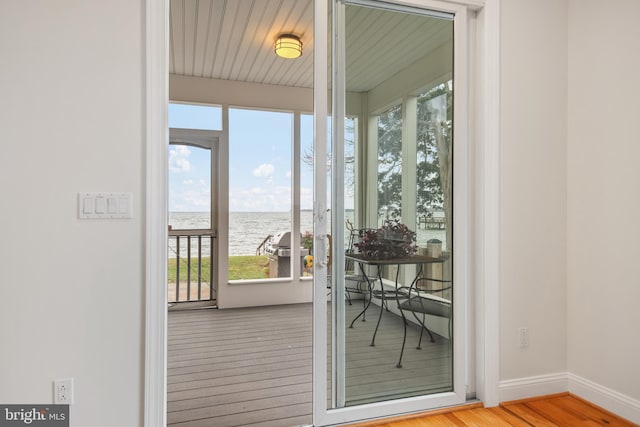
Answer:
350 394 638 427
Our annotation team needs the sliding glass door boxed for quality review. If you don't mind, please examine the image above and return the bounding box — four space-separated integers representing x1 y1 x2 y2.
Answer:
313 0 471 424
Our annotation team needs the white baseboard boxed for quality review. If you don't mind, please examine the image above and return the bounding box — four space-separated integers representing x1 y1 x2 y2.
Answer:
568 373 640 425
498 372 568 403
497 372 640 424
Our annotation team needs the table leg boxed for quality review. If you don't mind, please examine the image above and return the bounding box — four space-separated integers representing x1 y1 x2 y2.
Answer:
370 267 385 346
349 263 374 328
394 265 408 367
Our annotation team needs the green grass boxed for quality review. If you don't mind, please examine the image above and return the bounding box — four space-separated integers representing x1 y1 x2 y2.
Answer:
168 255 269 282
228 255 269 280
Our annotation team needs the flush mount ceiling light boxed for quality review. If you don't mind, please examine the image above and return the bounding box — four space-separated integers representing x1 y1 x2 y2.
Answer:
275 34 303 59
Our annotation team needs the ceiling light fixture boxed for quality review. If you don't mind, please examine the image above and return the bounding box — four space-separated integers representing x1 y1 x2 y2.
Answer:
275 34 303 59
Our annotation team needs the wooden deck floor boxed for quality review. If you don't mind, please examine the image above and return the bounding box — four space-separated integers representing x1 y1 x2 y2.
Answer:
167 301 451 427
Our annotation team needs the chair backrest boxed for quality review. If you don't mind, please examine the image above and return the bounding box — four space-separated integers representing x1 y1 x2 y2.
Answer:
345 228 362 273
400 277 451 319
409 277 451 304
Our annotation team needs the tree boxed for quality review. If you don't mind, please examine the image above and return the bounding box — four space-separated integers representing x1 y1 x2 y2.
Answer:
377 82 452 216
301 82 453 246
377 104 403 218
302 119 357 199
376 82 453 247
419 82 453 249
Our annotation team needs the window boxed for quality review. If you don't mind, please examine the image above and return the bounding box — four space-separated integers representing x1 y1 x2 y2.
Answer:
416 81 452 249
168 102 222 130
228 108 293 280
377 104 403 223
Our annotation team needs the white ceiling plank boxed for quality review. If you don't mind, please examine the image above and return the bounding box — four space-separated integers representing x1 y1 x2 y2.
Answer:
224 0 267 82
170 0 185 75
209 0 242 79
182 0 198 76
170 0 454 91
346 7 452 92
355 19 435 90
261 0 312 85
218 0 255 80
347 22 403 90
200 0 226 78
192 0 213 77
270 0 313 87
244 0 294 84
232 0 283 83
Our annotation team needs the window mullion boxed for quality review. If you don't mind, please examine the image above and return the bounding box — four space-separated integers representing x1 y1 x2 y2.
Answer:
292 112 302 279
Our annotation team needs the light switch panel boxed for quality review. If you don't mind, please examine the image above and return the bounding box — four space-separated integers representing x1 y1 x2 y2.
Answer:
95 197 106 214
117 197 129 214
107 197 117 214
78 192 132 219
82 197 94 214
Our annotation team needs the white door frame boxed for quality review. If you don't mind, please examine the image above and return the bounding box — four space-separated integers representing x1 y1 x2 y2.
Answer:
169 128 221 305
143 0 501 424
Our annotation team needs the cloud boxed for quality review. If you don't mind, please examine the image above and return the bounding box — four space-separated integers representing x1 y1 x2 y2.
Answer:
169 146 191 172
229 185 292 212
301 186 313 210
169 185 211 212
252 163 274 178
182 179 193 185
285 170 292 178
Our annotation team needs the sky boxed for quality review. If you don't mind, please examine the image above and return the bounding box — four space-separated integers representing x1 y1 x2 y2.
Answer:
168 103 316 213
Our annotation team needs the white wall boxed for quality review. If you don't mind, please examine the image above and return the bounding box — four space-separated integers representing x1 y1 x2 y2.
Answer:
0 1 144 426
499 0 568 389
170 74 314 112
567 0 640 416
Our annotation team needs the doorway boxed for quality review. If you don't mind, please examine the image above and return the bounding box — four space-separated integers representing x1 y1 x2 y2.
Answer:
147 1 504 424
167 126 219 307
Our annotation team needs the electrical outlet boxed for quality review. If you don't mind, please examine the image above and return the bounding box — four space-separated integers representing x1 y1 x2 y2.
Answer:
519 327 529 348
54 378 73 404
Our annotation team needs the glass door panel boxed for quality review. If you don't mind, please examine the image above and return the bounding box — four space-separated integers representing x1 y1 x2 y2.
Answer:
330 0 457 411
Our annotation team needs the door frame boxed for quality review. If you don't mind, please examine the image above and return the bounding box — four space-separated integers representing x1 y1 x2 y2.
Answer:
168 128 221 306
143 0 502 425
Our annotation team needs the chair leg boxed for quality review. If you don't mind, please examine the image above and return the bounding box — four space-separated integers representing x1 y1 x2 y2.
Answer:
362 292 367 321
424 325 435 343
411 311 435 344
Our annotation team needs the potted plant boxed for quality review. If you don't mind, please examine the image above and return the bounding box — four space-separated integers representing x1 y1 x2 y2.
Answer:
302 231 313 254
354 219 417 260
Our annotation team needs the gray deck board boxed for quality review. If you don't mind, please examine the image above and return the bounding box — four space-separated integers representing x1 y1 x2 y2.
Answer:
168 375 311 402
167 302 451 426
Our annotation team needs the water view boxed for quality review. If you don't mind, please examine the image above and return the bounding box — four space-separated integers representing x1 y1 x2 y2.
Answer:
169 211 446 258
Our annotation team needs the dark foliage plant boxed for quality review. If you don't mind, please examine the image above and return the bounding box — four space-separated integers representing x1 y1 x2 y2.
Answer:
354 219 417 260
